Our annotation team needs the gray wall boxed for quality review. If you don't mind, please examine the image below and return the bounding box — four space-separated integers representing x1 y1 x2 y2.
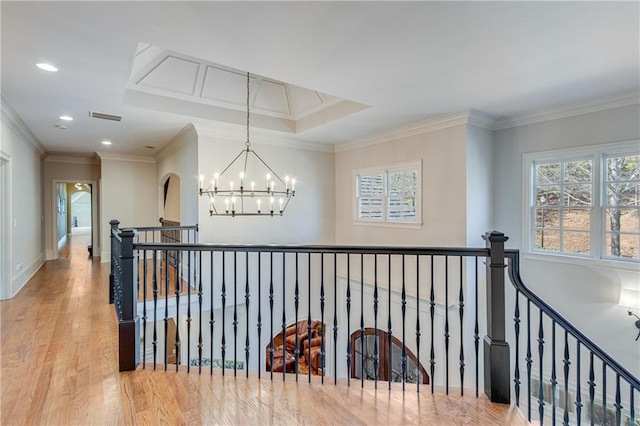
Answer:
493 104 640 375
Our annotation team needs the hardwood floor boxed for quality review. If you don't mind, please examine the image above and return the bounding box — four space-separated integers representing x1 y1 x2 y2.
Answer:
0 234 528 425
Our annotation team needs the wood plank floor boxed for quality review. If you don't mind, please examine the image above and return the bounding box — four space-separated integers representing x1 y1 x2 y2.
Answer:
0 234 528 425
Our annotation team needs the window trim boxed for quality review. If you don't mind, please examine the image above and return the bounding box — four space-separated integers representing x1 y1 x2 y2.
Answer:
523 140 640 268
353 160 423 229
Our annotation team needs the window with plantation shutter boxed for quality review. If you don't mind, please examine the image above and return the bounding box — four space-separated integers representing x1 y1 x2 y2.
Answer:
355 162 421 226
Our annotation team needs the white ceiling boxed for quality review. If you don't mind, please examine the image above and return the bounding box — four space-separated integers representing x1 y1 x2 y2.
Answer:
1 1 638 156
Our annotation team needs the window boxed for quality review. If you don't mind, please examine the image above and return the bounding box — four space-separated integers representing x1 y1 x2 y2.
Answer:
355 162 421 226
350 328 429 385
526 142 639 263
604 153 640 259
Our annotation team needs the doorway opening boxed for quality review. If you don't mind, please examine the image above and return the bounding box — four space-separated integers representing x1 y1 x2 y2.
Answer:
54 181 94 259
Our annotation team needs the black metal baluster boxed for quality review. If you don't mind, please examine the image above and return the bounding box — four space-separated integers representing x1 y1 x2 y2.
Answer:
152 250 158 370
430 255 435 394
164 250 169 371
187 250 191 373
308 253 312 383
551 320 557 425
474 257 479 398
373 255 379 388
346 254 351 387
360 253 365 388
210 252 215 376
588 353 595 426
233 251 238 376
602 364 607 426
198 251 203 374
445 256 450 395
416 255 420 393
576 342 582 425
282 253 286 382
388 253 392 390
320 253 325 384
458 257 464 397
257 253 262 379
142 249 147 369
333 253 338 386
221 252 226 376
526 300 532 421
401 255 407 391
563 330 570 426
614 374 622 426
294 253 300 381
514 290 521 407
630 386 635 426
538 311 545 425
269 253 274 381
175 253 180 372
245 252 250 379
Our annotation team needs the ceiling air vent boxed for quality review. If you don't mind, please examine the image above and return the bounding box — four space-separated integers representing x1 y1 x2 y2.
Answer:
89 111 122 122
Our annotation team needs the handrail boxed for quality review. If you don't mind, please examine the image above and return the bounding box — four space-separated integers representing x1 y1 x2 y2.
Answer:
133 241 490 257
505 249 640 390
123 224 198 232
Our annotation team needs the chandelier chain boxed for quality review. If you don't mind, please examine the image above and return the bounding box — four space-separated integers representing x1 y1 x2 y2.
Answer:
246 72 250 149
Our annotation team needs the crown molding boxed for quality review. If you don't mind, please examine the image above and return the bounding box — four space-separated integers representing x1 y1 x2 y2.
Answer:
155 123 198 162
335 111 474 153
494 91 640 130
1 94 46 156
466 109 496 130
96 152 156 164
193 122 334 153
45 154 99 165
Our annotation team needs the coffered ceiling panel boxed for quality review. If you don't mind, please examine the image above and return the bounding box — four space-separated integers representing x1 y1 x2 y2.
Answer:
201 66 250 107
125 43 368 133
138 56 200 96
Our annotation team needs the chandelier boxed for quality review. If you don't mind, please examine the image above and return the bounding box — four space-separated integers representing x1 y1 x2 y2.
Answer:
199 72 296 217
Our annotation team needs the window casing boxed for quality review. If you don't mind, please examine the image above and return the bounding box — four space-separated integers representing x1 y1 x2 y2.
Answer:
525 141 639 264
355 162 421 226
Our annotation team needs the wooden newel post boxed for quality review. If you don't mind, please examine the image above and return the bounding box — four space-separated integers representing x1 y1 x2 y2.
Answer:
119 228 140 372
109 220 119 305
482 230 510 403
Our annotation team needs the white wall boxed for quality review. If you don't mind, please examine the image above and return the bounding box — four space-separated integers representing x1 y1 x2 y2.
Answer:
335 124 468 247
493 104 640 375
156 124 198 228
197 133 335 245
99 155 158 260
0 99 45 299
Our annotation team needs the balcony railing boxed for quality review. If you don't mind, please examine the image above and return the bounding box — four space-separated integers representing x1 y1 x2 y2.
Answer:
109 220 639 425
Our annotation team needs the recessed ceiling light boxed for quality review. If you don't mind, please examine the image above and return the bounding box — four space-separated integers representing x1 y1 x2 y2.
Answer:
101 140 112 145
59 115 73 121
36 63 58 72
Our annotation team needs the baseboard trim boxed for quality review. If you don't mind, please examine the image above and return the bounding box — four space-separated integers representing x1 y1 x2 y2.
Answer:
8 252 45 299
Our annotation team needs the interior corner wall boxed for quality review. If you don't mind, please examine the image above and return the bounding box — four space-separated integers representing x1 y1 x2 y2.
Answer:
100 158 158 261
1 116 44 300
197 135 335 245
493 104 640 375
43 159 101 260
156 125 199 228
465 124 493 247
334 124 468 247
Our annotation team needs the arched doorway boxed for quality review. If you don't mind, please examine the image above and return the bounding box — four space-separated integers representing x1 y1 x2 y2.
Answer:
162 173 181 223
350 328 429 384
